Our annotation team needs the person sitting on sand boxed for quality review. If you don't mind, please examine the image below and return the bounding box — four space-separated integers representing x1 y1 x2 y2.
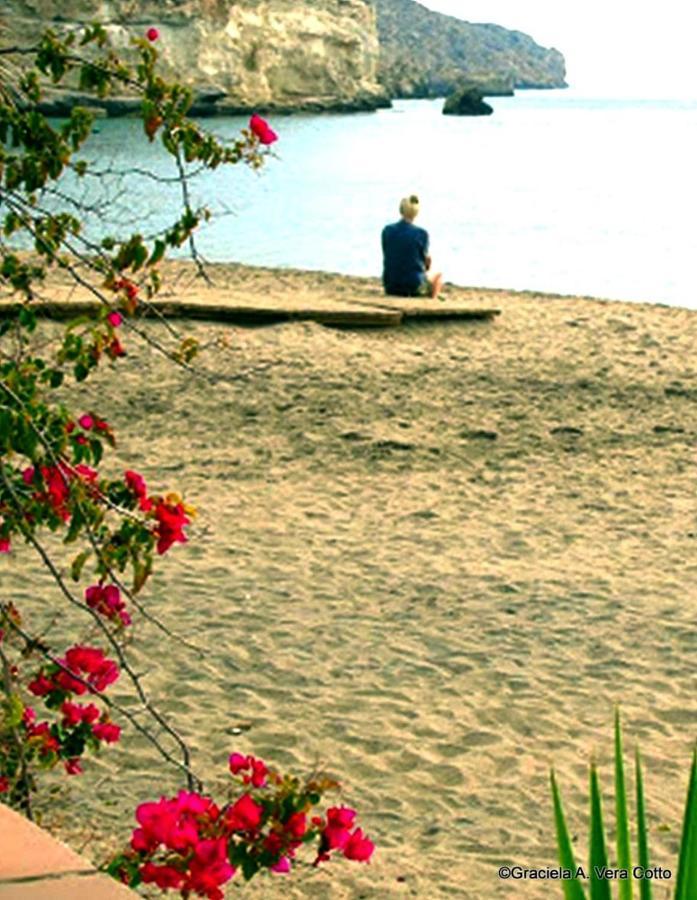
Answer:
381 195 443 299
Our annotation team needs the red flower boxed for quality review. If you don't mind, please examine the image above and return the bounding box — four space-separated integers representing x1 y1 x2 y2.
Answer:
0 537 9 553
61 701 100 727
107 337 126 359
249 113 278 145
153 499 190 555
85 584 130 627
27 674 54 697
146 27 159 43
93 721 121 743
228 752 248 775
0 776 9 793
78 414 94 430
125 470 152 511
141 863 183 890
225 794 263 832
284 812 307 839
64 757 83 775
107 311 122 327
326 806 356 829
343 827 375 862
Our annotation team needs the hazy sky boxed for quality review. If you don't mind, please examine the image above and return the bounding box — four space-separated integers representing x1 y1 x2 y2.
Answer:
420 1 697 97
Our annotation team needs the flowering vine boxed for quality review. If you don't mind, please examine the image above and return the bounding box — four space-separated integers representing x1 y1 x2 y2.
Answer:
0 19 374 894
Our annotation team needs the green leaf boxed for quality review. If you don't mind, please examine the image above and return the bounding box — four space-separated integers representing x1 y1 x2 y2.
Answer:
2 693 25 729
550 770 587 900
614 710 633 900
634 748 652 900
18 305 37 333
589 762 611 900
674 750 697 900
70 550 90 581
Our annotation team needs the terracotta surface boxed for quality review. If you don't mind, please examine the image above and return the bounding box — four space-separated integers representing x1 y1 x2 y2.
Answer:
0 804 135 898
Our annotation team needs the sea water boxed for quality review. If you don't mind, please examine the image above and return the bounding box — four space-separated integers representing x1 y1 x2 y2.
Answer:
70 89 697 309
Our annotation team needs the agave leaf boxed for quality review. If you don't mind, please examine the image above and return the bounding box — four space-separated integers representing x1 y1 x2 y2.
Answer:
551 769 587 900
634 747 652 900
614 711 633 900
674 750 697 900
589 761 612 900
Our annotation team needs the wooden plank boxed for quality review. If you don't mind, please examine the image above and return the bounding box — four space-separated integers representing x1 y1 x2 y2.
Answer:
348 298 501 320
0 299 402 328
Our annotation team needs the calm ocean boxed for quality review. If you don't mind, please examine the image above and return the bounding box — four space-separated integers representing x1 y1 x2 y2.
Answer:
76 89 697 310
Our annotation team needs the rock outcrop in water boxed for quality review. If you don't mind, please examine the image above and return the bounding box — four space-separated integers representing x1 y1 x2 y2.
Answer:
373 0 567 98
442 87 493 117
0 0 566 113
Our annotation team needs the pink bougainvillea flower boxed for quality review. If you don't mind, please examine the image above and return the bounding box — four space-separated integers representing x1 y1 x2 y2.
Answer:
78 414 94 430
140 863 184 890
107 337 126 359
27 464 72 520
124 470 152 511
224 793 264 832
271 856 292 874
107 311 123 327
61 645 120 693
326 806 357 830
228 752 248 774
153 499 190 555
27 673 54 697
61 700 100 727
322 807 358 852
114 277 139 301
249 113 278 145
73 464 98 482
146 27 159 42
284 811 307 839
343 827 375 862
184 838 235 899
0 537 9 553
64 757 83 775
85 584 131 626
92 721 121 743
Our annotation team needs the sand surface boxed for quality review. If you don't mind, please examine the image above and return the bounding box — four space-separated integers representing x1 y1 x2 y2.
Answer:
3 263 697 899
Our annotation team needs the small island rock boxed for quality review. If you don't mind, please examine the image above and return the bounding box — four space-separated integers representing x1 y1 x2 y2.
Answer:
442 87 494 116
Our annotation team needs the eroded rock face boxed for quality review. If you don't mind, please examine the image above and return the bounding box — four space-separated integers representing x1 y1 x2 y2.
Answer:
373 0 567 98
0 0 388 111
0 0 567 112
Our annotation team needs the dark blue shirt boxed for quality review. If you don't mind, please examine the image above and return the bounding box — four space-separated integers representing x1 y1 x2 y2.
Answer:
381 219 429 296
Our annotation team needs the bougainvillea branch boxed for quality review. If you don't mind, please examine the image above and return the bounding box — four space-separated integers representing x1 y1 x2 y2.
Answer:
0 20 374 893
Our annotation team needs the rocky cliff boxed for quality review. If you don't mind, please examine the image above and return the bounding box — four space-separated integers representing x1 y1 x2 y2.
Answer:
0 0 566 112
0 0 388 112
373 0 567 97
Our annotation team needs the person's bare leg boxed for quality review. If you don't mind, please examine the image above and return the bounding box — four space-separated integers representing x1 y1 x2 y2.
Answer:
429 272 443 298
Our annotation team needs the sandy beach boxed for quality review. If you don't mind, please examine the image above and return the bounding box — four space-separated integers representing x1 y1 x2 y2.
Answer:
4 263 697 898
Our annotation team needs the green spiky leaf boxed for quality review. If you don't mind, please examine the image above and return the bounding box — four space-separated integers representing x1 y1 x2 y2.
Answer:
551 769 587 900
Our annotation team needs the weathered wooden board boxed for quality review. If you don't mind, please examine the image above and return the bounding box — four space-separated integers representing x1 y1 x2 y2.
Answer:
0 290 499 328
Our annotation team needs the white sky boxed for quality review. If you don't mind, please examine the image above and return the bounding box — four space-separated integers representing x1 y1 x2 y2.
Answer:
420 1 697 97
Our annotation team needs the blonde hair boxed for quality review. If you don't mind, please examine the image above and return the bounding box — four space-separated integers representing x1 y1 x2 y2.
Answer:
399 194 420 221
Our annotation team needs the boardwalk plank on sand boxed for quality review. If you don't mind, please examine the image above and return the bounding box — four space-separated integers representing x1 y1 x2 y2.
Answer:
0 291 499 328
350 297 501 321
